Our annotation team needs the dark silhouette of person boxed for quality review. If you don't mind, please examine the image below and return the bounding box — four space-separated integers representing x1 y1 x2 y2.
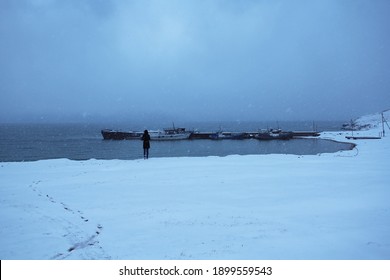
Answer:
141 130 150 159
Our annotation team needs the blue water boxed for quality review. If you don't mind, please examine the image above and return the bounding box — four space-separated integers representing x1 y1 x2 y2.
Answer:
0 121 353 162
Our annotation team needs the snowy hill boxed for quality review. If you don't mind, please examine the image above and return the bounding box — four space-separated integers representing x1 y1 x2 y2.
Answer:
342 109 390 132
356 109 390 131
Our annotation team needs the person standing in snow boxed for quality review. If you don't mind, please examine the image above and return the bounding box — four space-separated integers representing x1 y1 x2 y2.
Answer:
141 130 150 159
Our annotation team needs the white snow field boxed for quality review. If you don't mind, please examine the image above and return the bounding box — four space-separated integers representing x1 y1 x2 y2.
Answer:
0 111 389 260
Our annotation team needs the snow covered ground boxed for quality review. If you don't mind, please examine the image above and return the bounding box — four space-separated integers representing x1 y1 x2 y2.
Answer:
0 111 389 260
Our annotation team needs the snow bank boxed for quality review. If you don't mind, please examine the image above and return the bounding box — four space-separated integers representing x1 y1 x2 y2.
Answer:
0 111 389 260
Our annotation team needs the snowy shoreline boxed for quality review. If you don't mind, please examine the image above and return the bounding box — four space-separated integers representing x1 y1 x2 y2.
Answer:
0 111 389 260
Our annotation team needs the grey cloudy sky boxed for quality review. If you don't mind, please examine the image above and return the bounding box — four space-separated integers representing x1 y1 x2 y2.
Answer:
1 0 389 123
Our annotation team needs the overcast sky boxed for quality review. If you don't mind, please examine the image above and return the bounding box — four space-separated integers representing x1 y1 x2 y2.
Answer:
1 0 390 123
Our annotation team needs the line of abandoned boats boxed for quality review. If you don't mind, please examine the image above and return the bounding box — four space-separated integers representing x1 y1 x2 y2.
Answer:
101 127 320 141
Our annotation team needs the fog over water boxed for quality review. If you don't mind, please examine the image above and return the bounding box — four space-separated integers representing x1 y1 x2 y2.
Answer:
1 0 390 123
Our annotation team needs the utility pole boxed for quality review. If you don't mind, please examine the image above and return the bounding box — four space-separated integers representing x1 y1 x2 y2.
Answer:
351 119 354 137
382 112 385 137
382 111 390 137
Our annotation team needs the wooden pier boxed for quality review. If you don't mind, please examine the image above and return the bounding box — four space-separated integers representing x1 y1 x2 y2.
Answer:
291 131 321 137
189 131 320 140
345 136 381 140
103 129 321 141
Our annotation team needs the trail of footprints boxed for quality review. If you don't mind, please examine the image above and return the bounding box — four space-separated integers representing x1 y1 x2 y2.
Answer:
29 180 107 259
30 180 91 223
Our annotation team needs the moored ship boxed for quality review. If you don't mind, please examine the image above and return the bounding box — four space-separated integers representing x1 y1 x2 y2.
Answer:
101 127 191 141
149 127 191 140
255 129 294 140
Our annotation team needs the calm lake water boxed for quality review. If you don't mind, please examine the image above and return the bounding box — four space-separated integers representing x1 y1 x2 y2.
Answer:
0 122 353 162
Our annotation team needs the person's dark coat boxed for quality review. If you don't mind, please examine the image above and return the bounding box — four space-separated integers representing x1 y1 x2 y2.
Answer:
142 130 150 149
